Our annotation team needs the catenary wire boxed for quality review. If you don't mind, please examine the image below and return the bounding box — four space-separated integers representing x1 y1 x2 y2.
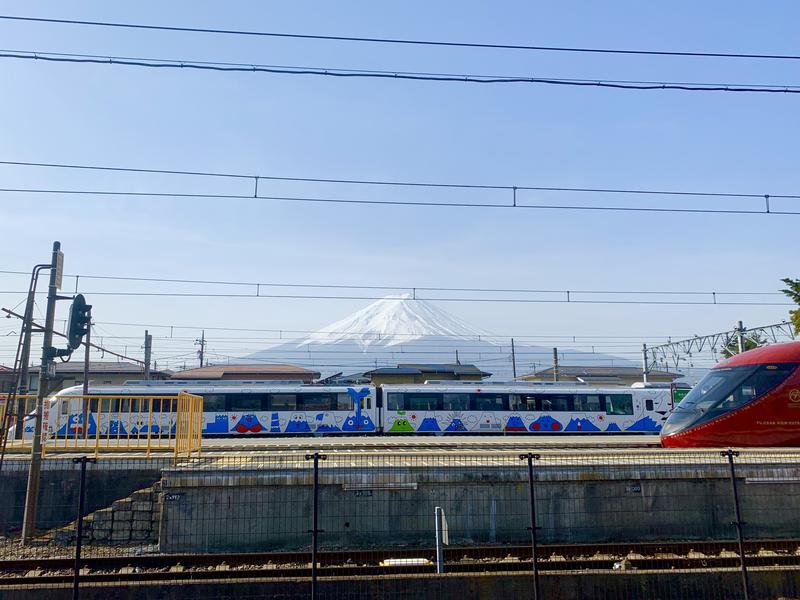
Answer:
2 15 800 61
0 289 791 305
2 159 798 199
0 187 794 215
2 50 799 94
0 269 785 296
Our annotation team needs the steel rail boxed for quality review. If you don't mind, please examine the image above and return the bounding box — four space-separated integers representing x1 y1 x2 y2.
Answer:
1 539 797 585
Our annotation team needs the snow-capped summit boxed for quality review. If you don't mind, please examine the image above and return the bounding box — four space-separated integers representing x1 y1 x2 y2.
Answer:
302 294 488 349
243 295 635 378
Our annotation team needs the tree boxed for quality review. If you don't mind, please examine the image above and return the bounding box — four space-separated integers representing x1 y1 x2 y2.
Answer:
720 331 766 359
780 277 800 335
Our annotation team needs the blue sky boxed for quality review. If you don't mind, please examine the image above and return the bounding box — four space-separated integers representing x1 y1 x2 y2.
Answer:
0 1 798 368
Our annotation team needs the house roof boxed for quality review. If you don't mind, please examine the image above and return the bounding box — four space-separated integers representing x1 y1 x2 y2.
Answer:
366 363 491 378
398 363 491 376
170 364 320 380
28 361 150 375
526 366 682 379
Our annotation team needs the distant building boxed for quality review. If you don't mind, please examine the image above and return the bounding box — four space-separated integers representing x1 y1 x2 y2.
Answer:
521 365 682 386
0 365 14 393
366 363 491 385
26 361 170 393
170 364 320 383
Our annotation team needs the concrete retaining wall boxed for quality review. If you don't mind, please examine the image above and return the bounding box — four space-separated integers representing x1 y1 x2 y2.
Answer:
159 461 800 553
0 459 169 537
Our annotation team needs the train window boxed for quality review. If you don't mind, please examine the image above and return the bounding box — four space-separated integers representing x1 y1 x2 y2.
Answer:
717 363 797 410
645 399 654 411
202 394 226 412
404 394 443 411
267 394 296 411
575 395 603 412
511 395 536 411
469 394 508 411
387 393 403 411
336 392 354 411
536 394 572 412
606 394 634 415
229 394 267 411
298 393 333 411
443 393 469 411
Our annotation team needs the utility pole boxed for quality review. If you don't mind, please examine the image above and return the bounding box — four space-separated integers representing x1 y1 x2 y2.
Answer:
736 321 746 354
552 347 559 382
511 338 517 379
14 271 41 439
641 343 649 384
143 330 152 380
22 241 64 544
455 349 460 365
196 330 205 367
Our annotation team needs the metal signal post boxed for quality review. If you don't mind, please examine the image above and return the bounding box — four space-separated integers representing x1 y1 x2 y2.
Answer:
21 242 64 543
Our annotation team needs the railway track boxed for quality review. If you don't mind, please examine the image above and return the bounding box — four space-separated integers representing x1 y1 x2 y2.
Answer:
1 539 798 587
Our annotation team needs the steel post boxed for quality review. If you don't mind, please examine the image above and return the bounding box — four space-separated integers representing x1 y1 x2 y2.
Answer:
723 449 750 600
81 307 91 439
305 452 327 600
521 452 541 600
435 506 445 573
72 456 96 600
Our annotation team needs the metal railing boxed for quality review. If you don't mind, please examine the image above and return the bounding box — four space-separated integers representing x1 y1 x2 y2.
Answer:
1 393 203 459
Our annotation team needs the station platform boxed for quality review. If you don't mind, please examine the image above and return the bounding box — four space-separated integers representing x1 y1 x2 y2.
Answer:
1 433 661 460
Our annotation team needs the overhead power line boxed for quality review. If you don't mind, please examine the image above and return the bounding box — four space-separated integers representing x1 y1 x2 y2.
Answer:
0 186 792 216
2 15 799 62
4 158 797 199
0 268 784 297
0 289 790 306
2 50 799 94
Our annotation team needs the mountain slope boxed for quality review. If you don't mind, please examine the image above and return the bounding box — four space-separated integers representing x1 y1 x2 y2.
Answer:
244 295 634 378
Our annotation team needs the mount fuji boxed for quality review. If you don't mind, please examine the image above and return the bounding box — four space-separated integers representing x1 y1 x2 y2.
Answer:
244 294 634 378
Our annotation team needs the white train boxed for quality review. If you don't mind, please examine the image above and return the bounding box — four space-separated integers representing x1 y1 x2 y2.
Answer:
17 379 673 439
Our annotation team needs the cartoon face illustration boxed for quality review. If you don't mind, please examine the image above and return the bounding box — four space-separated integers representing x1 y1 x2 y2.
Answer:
529 415 562 432
504 414 526 432
342 413 376 432
233 414 264 433
284 413 312 433
389 418 414 432
444 418 468 432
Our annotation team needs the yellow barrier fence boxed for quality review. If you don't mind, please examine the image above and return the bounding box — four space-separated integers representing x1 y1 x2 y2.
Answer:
1 393 205 459
175 391 203 460
0 394 37 450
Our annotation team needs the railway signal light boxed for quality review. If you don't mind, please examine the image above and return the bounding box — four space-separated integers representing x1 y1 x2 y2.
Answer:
66 294 91 350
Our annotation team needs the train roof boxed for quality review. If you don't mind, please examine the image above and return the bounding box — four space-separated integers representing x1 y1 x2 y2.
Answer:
717 341 800 368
